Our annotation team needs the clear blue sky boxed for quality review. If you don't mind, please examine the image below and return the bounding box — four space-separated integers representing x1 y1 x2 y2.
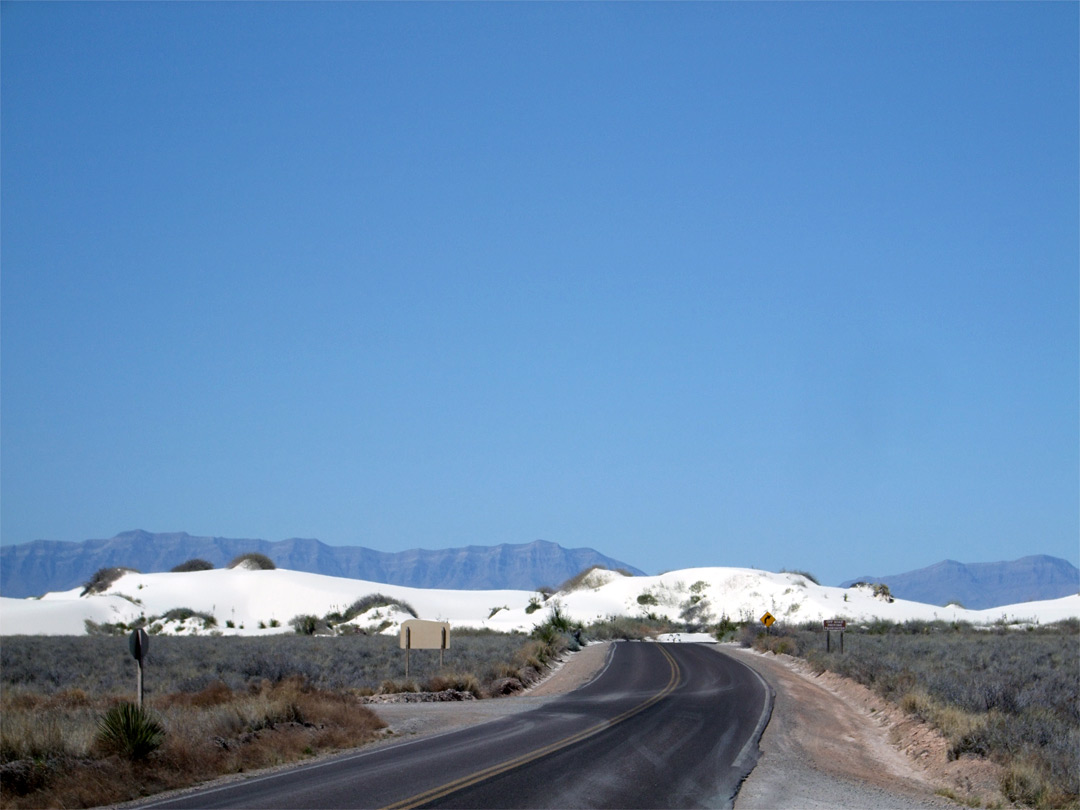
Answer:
2 2 1077 585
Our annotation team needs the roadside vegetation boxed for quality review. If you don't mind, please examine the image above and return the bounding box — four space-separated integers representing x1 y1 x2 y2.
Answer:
0 677 386 809
741 619 1080 809
0 624 575 808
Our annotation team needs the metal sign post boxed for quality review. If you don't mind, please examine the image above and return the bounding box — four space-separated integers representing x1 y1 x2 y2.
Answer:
760 611 776 635
128 628 150 707
823 619 846 653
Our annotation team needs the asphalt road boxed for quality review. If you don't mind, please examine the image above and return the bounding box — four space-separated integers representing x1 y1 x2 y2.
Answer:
142 642 773 810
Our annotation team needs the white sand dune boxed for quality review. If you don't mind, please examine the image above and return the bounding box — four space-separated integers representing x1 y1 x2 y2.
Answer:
1 565 1076 636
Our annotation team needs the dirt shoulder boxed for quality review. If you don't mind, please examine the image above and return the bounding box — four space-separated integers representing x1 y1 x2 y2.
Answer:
726 645 1006 809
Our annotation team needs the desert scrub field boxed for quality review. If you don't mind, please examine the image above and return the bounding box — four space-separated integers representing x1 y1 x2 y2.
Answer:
745 619 1080 809
0 629 559 808
1 677 387 809
1 630 525 695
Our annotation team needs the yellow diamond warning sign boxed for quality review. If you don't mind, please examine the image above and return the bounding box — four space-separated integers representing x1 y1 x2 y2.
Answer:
760 611 776 627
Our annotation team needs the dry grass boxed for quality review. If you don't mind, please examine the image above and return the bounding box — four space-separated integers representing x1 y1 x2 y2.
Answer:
0 678 386 809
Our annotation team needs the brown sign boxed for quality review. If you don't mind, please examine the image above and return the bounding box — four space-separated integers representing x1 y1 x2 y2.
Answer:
823 620 847 630
400 619 450 650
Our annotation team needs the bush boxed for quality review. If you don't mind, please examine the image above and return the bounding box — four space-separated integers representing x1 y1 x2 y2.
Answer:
585 615 672 641
227 553 276 570
289 614 328 636
170 558 213 573
82 567 139 596
339 594 417 622
160 607 217 629
873 583 894 602
636 593 658 606
544 602 577 633
424 672 482 698
95 702 165 760
712 615 741 642
780 569 820 585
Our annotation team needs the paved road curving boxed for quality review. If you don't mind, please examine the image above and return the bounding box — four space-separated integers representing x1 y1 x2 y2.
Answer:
143 642 772 809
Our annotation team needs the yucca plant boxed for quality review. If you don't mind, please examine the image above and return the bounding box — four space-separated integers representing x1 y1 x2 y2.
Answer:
95 702 165 760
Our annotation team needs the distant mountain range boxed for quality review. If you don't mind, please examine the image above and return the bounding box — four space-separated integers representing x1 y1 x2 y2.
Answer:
841 555 1079 610
0 531 646 598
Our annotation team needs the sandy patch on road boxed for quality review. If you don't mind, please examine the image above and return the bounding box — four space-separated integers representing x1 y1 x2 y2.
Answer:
728 646 1006 809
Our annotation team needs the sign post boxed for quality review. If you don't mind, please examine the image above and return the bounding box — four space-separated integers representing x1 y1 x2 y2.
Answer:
823 619 846 653
399 620 451 679
128 628 149 707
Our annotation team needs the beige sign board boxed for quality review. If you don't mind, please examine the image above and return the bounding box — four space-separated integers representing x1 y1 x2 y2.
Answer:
400 619 450 650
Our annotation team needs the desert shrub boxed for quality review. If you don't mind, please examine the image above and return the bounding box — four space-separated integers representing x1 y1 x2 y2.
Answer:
873 583 894 602
95 702 165 760
160 607 217 629
586 615 672 641
81 567 139 596
378 679 419 694
679 594 713 626
84 619 130 636
637 592 658 606
289 614 328 636
525 596 542 614
170 558 213 572
780 568 820 585
227 553 276 570
540 602 578 633
340 594 417 621
423 672 482 698
712 615 741 642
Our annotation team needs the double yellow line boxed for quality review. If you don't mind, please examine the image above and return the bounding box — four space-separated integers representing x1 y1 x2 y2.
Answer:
383 644 681 810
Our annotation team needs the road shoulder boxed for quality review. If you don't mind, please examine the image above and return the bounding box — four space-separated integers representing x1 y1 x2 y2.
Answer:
724 646 960 809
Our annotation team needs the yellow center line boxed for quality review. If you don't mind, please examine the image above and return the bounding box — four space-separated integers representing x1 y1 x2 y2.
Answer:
382 644 681 810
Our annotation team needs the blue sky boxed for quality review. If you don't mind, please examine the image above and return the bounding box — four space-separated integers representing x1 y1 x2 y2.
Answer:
2 2 1077 585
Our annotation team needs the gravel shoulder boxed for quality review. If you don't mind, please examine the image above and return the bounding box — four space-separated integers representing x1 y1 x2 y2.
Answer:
726 645 1003 810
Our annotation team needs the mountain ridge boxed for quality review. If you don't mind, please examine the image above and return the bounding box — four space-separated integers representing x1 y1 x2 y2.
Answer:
0 531 646 598
840 555 1079 610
